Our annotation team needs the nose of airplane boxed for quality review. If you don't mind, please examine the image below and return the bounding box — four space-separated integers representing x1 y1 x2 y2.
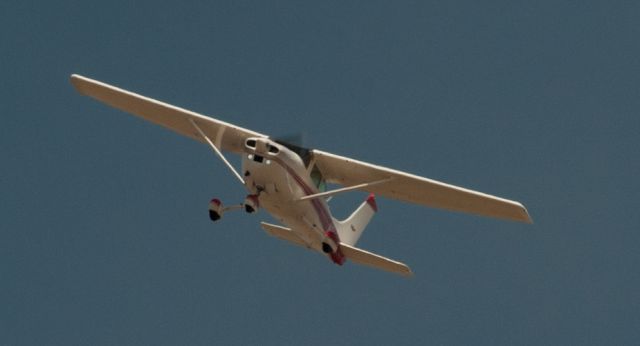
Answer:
244 137 271 155
255 138 269 153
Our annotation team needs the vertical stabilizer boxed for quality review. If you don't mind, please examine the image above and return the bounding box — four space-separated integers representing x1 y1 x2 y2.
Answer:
336 193 377 246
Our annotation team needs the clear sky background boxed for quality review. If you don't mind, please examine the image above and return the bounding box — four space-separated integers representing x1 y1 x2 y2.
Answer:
2 1 639 345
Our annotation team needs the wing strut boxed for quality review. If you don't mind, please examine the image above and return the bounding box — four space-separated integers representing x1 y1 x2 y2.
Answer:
189 118 245 185
297 178 393 202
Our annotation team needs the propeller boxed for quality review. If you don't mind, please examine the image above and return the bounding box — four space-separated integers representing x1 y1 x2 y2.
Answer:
273 132 307 148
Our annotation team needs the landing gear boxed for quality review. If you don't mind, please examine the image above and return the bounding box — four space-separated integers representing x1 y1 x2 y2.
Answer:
243 194 259 214
209 210 221 221
207 194 260 222
208 199 224 222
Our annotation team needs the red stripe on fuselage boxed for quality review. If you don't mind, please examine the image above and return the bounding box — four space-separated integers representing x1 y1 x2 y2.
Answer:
268 156 345 265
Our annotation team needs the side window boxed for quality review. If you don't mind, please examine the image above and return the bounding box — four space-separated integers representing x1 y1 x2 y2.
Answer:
310 166 326 192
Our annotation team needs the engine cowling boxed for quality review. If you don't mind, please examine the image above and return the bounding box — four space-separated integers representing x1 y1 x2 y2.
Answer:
244 195 259 213
208 198 223 221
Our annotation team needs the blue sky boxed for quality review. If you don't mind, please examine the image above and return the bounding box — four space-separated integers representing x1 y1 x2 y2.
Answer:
2 1 639 345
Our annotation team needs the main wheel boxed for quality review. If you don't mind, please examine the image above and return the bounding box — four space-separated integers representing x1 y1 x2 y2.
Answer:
209 210 221 221
208 198 223 222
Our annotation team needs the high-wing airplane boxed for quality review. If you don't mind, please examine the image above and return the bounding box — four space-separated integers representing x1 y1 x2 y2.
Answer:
71 74 531 277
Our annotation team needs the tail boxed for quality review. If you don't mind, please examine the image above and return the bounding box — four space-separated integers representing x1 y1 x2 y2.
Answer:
335 193 378 246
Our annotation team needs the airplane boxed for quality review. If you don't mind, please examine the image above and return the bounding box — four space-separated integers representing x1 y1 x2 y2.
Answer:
70 74 532 277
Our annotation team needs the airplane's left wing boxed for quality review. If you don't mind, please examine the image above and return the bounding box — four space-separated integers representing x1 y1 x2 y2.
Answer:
70 74 267 154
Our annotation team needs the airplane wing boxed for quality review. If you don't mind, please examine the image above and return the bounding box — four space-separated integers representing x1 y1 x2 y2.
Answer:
340 243 413 277
311 150 532 223
261 222 412 277
70 74 267 154
260 222 309 248
71 74 530 223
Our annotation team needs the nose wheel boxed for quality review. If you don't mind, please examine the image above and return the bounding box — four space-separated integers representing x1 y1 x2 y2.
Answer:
243 194 259 214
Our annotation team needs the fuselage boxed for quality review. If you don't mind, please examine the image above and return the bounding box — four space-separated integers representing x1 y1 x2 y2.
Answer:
240 137 345 264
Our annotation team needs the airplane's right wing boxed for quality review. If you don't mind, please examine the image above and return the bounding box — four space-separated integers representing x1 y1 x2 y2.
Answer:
71 74 267 154
312 149 532 223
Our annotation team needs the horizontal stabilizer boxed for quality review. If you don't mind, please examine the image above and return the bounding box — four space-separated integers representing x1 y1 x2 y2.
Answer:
340 243 413 277
260 222 307 248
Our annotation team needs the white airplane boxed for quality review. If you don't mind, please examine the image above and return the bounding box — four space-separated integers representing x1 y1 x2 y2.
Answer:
71 74 532 277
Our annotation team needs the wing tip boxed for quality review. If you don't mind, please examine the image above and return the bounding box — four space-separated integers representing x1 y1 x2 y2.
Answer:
69 73 88 94
516 202 533 224
69 73 84 82
401 266 414 277
523 208 534 224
